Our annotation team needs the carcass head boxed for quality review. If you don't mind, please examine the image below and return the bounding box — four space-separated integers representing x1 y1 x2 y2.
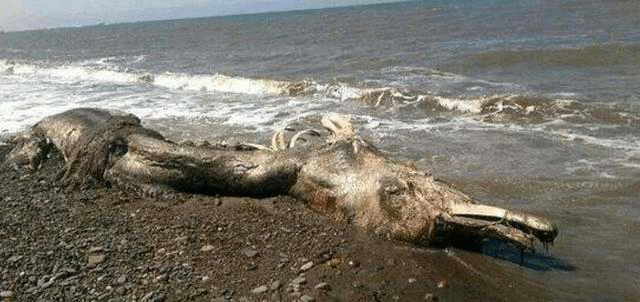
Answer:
290 114 557 250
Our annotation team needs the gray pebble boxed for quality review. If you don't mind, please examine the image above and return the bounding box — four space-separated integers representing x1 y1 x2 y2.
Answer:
251 285 269 294
270 280 282 290
292 276 306 285
7 255 22 263
243 248 259 258
288 292 302 299
0 291 14 298
271 291 281 301
314 282 331 291
26 286 39 293
201 245 215 252
301 294 315 302
87 254 105 268
300 261 314 272
40 278 55 289
97 292 111 301
116 275 127 285
151 293 166 302
88 246 103 253
140 291 155 302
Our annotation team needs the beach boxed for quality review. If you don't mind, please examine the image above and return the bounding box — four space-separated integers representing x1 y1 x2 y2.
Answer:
0 143 564 302
1 0 639 300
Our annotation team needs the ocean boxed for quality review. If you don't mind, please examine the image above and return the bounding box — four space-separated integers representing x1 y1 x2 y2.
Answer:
1 0 638 300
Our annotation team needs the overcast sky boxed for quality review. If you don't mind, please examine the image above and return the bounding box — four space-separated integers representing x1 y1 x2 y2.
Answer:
1 0 407 32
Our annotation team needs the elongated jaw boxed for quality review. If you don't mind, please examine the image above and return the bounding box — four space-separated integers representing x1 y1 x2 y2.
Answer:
440 202 558 251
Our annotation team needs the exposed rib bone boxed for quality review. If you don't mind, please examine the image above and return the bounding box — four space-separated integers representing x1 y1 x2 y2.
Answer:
321 113 354 140
237 143 272 151
271 130 286 151
288 129 321 149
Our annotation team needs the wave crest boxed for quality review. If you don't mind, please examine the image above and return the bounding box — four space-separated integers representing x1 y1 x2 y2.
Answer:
2 58 638 126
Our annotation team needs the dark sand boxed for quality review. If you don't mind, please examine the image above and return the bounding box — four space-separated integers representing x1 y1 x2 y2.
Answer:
0 144 551 301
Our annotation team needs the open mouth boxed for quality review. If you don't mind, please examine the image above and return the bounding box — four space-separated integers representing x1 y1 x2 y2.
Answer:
440 202 558 251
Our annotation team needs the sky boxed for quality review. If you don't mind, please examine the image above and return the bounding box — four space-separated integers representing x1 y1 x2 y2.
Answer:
0 0 407 32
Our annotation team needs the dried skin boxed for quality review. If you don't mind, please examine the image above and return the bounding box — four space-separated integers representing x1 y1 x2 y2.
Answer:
5 108 557 251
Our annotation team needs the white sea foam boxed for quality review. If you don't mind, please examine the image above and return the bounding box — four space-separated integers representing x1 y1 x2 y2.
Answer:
432 95 484 114
1 60 291 97
0 60 556 120
153 72 288 95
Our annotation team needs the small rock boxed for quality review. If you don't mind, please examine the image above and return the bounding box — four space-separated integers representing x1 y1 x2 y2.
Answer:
270 280 282 290
214 198 222 206
0 291 14 298
116 275 127 285
288 292 302 299
437 280 448 289
25 286 38 293
140 292 155 302
40 279 55 289
327 258 340 267
314 282 331 291
251 285 269 294
243 248 259 258
157 248 166 255
7 255 22 263
202 276 210 282
424 293 439 301
300 261 313 272
270 291 281 301
89 246 103 253
87 254 105 268
291 276 307 285
97 292 111 301
154 274 168 283
301 294 315 302
151 293 166 302
201 245 215 252
116 286 127 295
408 278 417 284
348 260 360 268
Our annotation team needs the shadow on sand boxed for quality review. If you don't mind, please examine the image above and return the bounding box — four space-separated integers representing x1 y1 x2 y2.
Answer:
478 238 575 271
441 234 575 272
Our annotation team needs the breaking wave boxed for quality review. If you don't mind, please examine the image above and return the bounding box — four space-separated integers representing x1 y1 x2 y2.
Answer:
2 58 638 126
